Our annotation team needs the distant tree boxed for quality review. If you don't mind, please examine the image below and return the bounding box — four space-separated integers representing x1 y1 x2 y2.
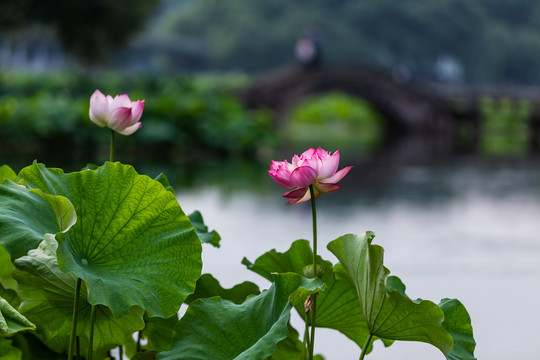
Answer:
0 0 160 63
159 0 540 84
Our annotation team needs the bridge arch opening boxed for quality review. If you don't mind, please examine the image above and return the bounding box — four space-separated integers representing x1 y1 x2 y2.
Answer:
280 91 387 152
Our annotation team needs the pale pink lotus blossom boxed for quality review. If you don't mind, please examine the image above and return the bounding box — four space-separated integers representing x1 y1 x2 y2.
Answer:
268 147 353 204
89 89 144 135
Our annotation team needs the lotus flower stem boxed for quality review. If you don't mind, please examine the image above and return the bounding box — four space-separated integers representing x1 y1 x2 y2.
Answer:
88 305 96 360
110 130 115 162
359 333 373 360
76 337 80 360
68 278 82 360
303 311 311 358
308 185 318 360
137 331 142 352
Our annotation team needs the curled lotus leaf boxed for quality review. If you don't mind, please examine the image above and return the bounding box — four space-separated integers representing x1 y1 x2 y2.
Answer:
328 232 476 359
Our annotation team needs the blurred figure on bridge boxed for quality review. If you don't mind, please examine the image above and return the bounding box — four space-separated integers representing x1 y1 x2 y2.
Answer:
295 28 322 68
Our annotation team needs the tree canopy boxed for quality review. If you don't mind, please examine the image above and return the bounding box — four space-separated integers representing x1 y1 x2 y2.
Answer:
159 0 540 84
0 0 160 62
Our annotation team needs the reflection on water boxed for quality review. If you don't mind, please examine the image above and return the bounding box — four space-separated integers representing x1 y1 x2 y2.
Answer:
175 159 540 360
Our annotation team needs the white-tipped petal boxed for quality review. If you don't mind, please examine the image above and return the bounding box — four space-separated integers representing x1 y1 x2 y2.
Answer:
89 89 109 126
110 94 132 112
131 100 145 124
118 122 142 136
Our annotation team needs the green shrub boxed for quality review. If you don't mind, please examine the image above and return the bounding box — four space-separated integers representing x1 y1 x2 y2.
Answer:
480 96 530 156
284 92 384 151
0 71 274 160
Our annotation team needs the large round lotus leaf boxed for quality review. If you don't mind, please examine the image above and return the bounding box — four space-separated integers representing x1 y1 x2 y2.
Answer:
13 234 144 355
157 273 324 360
328 233 476 359
18 161 202 318
0 180 60 260
242 239 393 353
154 173 221 247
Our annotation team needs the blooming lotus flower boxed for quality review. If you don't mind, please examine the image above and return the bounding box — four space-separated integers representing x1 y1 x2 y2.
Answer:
89 89 144 135
268 147 353 204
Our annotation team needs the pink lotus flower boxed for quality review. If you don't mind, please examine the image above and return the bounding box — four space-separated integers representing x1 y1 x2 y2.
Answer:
89 89 144 135
268 147 353 204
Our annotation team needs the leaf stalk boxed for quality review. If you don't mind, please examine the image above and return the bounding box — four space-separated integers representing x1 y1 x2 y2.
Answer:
68 277 82 360
308 184 318 360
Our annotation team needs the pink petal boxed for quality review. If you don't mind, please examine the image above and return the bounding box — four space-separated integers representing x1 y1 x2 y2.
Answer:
283 187 311 204
300 147 316 158
89 89 109 127
268 169 293 188
118 122 141 136
283 187 309 199
290 166 317 188
108 107 133 131
302 152 321 174
318 150 340 180
315 182 341 194
321 166 352 184
110 94 132 112
131 100 145 124
292 154 302 167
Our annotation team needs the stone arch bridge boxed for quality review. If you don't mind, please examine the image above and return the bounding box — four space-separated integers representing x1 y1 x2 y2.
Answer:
239 66 540 150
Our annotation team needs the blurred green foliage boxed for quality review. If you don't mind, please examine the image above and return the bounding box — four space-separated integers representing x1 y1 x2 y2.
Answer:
479 97 530 156
285 92 384 152
0 71 274 163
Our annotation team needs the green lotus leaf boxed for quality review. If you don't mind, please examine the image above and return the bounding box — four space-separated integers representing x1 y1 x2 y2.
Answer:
328 232 473 359
29 190 76 233
185 273 260 305
157 273 324 360
0 245 17 291
270 324 325 360
385 276 476 359
0 165 17 184
0 180 60 260
139 275 258 354
270 324 304 360
140 313 179 353
242 239 392 352
0 295 35 336
13 234 145 355
439 298 476 360
0 285 19 310
153 173 221 247
8 333 67 360
18 161 203 318
132 351 159 360
154 173 174 194
0 338 23 360
187 211 221 247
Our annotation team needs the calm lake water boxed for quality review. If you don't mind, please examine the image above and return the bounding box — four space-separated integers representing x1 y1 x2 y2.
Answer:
172 157 540 360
